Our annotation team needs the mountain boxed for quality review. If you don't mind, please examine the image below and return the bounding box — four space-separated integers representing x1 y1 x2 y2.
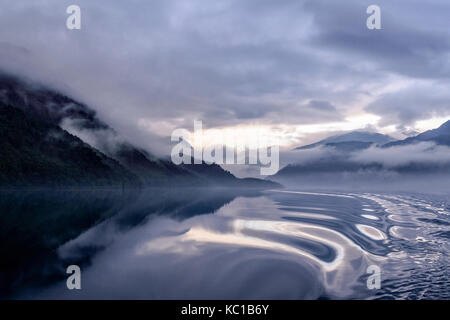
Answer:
0 104 138 187
383 120 450 147
296 131 394 151
0 72 279 188
273 122 450 183
0 73 109 130
296 131 394 152
0 73 172 184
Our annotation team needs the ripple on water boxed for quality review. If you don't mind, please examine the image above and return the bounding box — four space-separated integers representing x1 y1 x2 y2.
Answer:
356 224 387 241
361 214 379 221
361 193 450 300
18 189 450 300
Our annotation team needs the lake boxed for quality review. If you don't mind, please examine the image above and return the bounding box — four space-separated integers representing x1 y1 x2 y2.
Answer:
1 188 449 299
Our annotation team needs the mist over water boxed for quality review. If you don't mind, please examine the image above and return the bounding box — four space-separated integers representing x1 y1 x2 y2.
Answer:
1 187 449 299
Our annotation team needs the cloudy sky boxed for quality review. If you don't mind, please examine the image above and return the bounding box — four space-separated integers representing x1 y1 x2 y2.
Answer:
1 0 450 153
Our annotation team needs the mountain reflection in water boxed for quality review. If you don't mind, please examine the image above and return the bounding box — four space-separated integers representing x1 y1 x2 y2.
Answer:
1 188 449 299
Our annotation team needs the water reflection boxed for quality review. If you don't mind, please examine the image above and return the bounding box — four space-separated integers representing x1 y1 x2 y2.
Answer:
1 188 449 299
0 188 260 298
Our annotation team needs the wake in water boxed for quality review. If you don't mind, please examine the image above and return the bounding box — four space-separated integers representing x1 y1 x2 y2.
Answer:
361 193 450 299
11 189 448 300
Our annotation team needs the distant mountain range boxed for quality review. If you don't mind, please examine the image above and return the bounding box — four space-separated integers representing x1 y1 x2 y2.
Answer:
296 131 394 152
275 120 450 180
295 123 450 152
0 73 278 188
383 121 450 148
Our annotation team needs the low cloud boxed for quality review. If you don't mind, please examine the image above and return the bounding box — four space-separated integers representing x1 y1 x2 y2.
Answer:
281 147 338 166
284 141 450 170
351 142 450 168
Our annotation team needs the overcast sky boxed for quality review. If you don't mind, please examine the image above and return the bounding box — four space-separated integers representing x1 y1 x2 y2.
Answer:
1 0 450 152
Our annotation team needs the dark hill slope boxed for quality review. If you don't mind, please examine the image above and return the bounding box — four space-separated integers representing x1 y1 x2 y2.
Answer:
0 104 137 187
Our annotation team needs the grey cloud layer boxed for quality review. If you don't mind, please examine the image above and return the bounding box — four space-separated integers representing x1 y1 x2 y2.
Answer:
0 0 449 150
284 142 450 169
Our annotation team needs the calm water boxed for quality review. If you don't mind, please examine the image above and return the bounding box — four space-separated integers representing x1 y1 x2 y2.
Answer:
1 188 449 299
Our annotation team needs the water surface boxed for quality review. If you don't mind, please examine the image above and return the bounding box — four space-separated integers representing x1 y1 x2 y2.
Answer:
1 188 449 299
